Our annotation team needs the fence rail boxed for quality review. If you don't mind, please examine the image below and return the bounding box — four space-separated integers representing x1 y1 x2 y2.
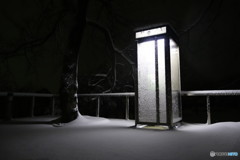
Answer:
181 90 240 124
78 92 135 119
1 90 240 123
181 90 240 96
78 93 135 97
0 92 57 118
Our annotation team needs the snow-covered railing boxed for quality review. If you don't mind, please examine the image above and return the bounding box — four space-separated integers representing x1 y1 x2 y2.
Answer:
181 90 240 96
1 90 240 123
0 92 135 119
78 92 135 119
181 90 240 124
0 92 57 118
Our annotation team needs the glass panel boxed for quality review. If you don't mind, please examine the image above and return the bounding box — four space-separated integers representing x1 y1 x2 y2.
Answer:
137 40 157 123
170 39 182 123
157 39 167 123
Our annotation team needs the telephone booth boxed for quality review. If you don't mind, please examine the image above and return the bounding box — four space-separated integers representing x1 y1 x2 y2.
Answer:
135 24 182 128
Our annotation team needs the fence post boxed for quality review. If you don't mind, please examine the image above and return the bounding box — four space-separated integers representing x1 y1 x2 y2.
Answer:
206 96 211 124
51 97 55 116
125 96 129 120
31 96 35 117
97 96 100 117
6 92 13 120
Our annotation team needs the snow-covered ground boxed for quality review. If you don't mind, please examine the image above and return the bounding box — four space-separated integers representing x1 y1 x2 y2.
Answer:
0 115 240 160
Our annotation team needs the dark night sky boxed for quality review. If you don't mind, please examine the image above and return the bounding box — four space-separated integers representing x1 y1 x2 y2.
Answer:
1 0 240 93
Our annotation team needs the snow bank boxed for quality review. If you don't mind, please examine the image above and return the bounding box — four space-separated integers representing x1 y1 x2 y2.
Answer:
0 116 239 160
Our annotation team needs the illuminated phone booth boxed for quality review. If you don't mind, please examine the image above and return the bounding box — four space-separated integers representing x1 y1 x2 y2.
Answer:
135 24 182 128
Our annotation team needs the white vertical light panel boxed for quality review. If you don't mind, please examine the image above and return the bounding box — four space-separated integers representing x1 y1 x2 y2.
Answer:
170 39 180 91
157 39 167 123
137 40 157 123
170 39 182 122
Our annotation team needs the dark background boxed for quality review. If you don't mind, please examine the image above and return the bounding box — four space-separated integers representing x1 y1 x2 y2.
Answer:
1 0 240 122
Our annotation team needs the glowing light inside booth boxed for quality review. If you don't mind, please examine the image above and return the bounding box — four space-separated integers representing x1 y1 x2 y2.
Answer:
157 39 167 123
137 40 157 122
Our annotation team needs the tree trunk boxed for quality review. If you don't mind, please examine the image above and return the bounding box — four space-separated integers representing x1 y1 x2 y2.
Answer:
59 50 79 122
55 0 88 123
